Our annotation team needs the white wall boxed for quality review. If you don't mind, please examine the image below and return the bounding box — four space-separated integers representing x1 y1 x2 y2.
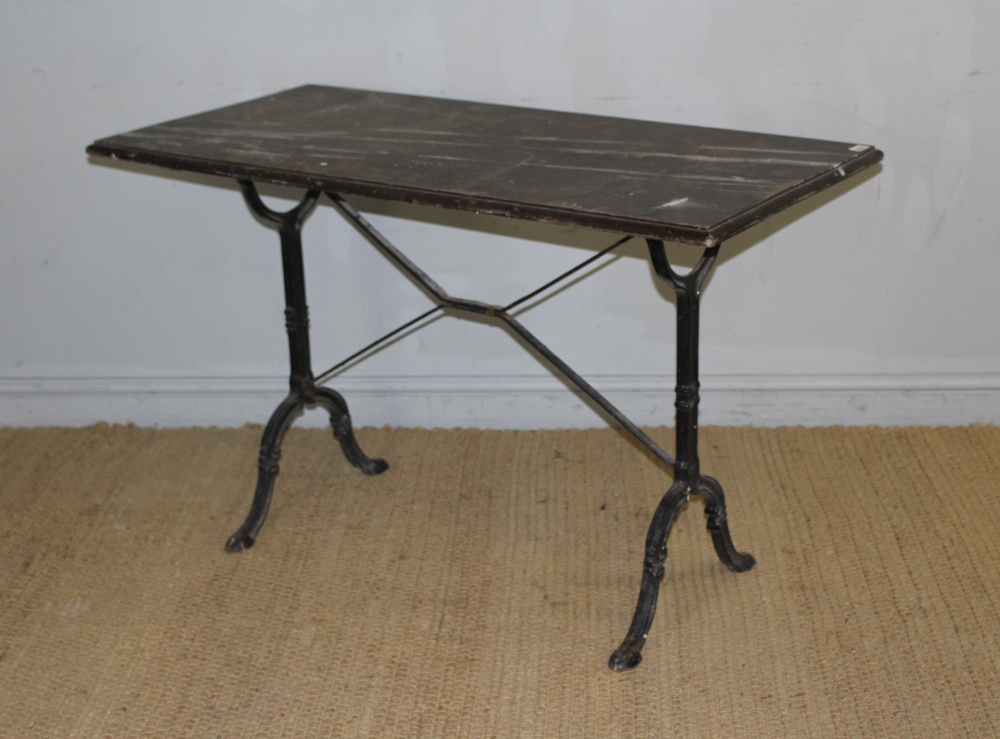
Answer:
2 0 998 428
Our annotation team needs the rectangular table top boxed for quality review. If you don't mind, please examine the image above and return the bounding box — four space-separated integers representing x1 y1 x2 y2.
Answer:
88 85 882 246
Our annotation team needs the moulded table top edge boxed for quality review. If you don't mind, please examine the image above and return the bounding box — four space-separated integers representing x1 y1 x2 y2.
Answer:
87 84 884 246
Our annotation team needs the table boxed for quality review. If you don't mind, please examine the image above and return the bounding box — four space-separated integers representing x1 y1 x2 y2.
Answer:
88 85 883 671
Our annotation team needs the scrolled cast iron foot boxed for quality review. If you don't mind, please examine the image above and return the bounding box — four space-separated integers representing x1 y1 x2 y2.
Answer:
609 482 690 671
698 475 756 573
225 395 303 552
313 387 388 476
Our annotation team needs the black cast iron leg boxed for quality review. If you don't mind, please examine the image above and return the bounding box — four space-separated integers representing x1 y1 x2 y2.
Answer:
226 182 388 551
226 394 302 552
610 240 754 670
313 387 388 476
608 482 689 671
699 475 755 573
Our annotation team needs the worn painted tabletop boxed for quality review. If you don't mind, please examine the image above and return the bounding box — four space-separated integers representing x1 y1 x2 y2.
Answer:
88 85 882 246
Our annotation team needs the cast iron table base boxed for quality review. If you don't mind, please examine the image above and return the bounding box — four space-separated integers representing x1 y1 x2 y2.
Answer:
224 180 754 671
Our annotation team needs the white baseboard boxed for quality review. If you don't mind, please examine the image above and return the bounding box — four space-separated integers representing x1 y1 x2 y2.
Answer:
1 374 998 428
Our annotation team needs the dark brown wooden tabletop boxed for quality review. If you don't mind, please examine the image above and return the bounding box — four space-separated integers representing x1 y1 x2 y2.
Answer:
88 85 882 246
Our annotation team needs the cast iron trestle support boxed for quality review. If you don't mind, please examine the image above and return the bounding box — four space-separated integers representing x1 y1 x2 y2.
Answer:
225 182 388 553
607 240 756 671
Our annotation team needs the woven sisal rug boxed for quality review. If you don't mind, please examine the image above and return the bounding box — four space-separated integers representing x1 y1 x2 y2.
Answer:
0 424 997 737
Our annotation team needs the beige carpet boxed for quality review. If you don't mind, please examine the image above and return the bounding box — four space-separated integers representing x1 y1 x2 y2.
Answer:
0 424 998 737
